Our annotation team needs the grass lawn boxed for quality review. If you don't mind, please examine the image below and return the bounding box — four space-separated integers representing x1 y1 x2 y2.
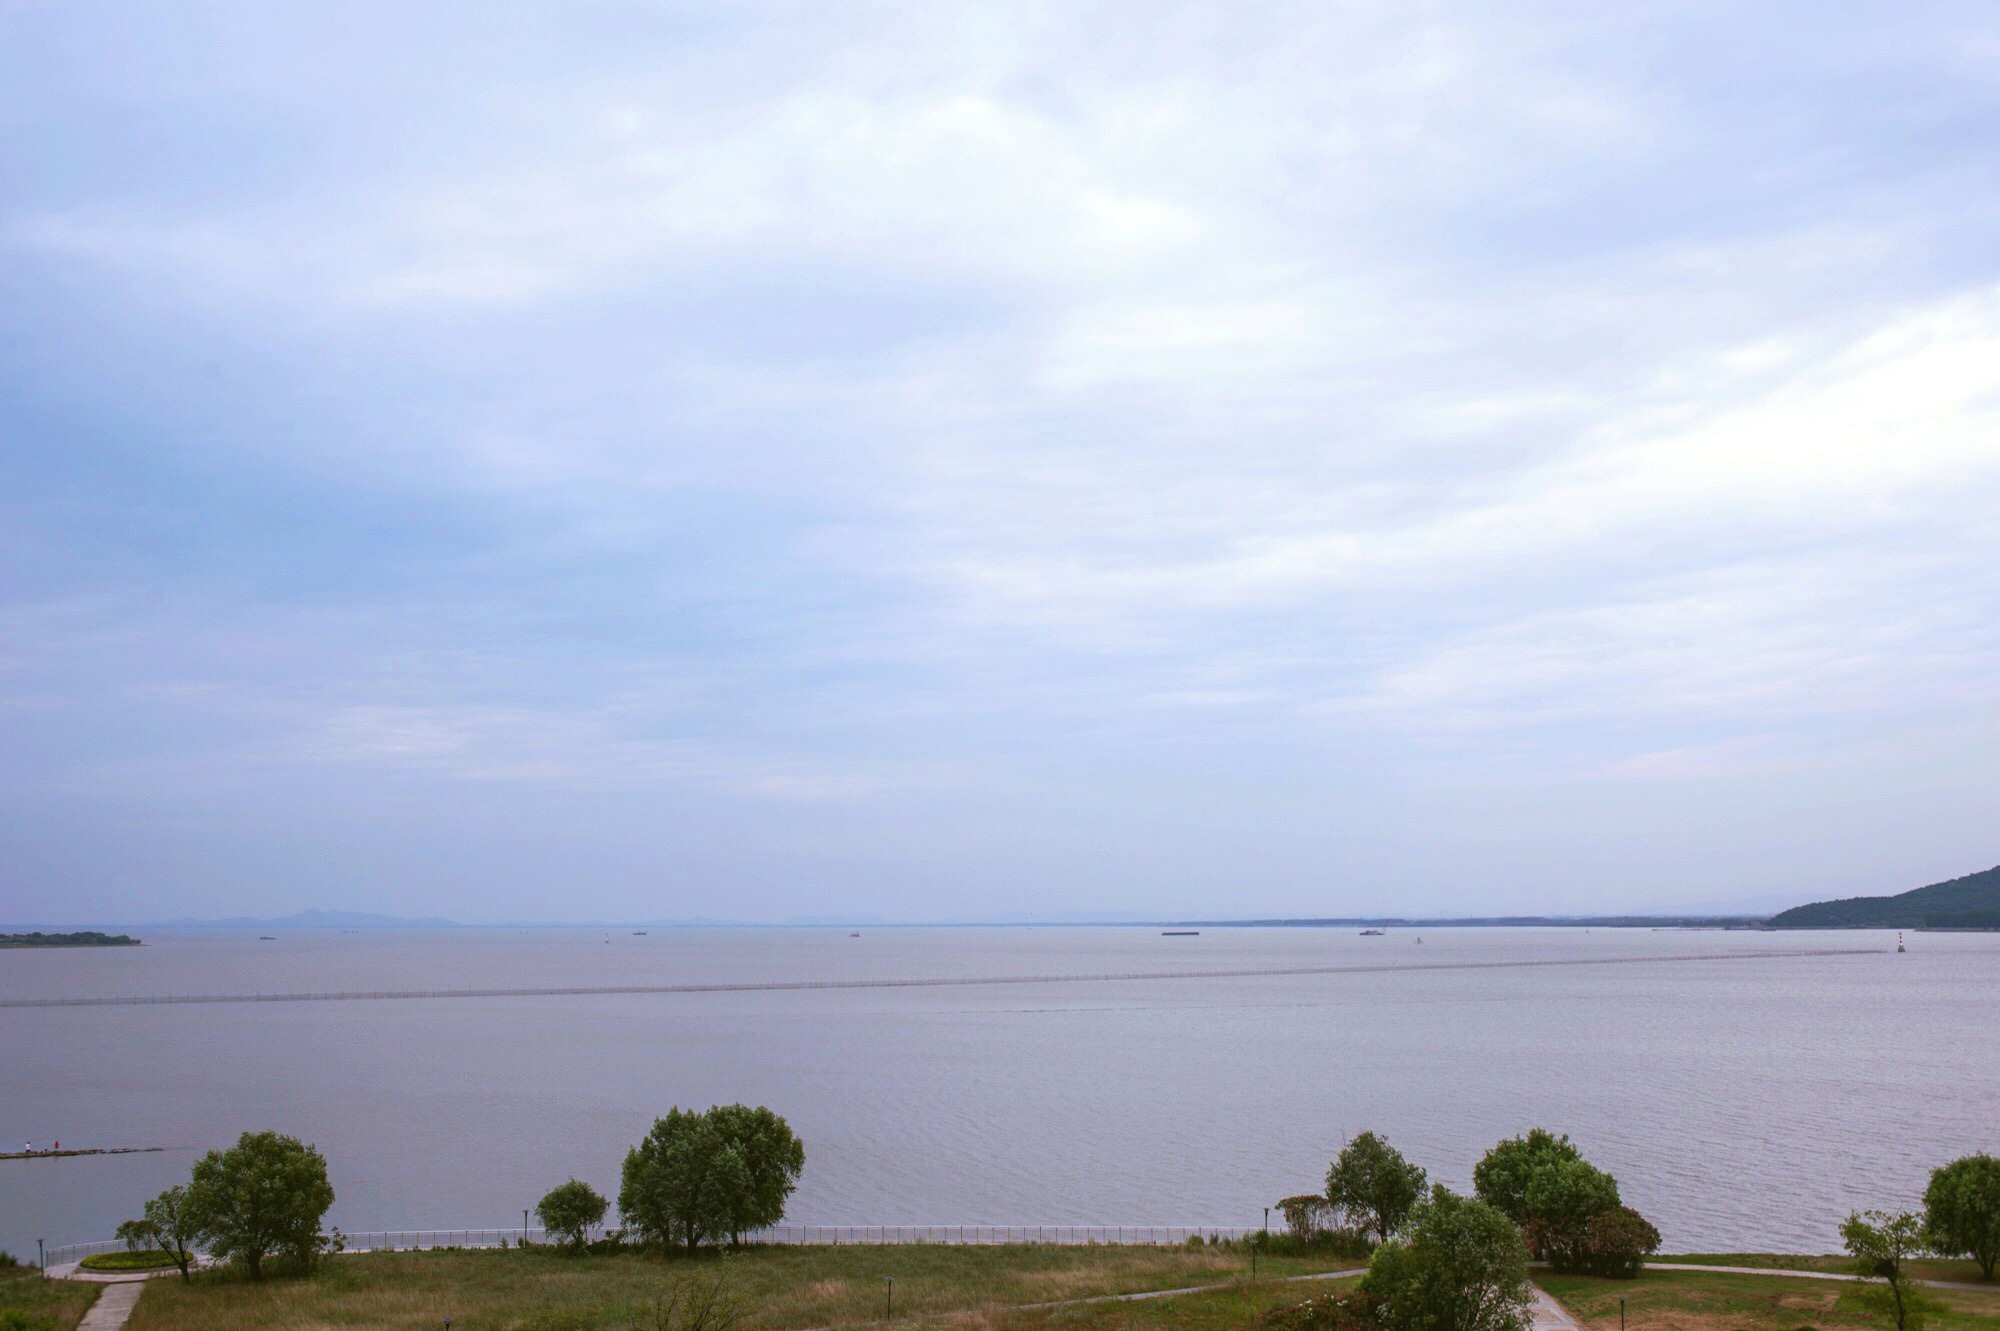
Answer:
124 1243 1365 1331
0 1269 104 1331
1542 1267 2000 1331
991 1274 1365 1331
1661 1253 1996 1285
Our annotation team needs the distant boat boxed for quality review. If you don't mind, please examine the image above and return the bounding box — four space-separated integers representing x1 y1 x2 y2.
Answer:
1359 928 1386 936
258 936 276 941
1162 930 1200 936
633 931 647 936
849 932 861 937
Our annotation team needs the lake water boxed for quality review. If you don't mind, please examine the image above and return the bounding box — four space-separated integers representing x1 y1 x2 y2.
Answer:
3 926 1993 1261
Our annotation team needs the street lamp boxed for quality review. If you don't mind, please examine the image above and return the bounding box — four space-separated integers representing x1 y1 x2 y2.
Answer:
1619 1293 1627 1331
885 1276 895 1318
37 1239 44 1277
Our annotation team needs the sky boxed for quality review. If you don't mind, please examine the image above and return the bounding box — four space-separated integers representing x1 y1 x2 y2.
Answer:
3 2 1998 925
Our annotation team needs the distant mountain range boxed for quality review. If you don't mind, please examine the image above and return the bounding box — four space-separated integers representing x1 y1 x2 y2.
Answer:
1765 864 2000 929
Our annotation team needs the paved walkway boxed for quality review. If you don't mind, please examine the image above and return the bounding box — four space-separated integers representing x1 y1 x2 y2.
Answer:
1530 1283 1582 1330
1017 1266 1367 1311
1649 1261 1995 1294
75 1280 146 1331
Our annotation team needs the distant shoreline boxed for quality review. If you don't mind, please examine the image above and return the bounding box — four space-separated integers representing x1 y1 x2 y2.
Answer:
0 931 142 949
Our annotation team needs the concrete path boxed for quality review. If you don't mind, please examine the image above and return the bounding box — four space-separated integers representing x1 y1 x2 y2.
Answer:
1649 1261 1996 1294
1016 1266 1367 1310
75 1280 145 1331
1529 1284 1582 1330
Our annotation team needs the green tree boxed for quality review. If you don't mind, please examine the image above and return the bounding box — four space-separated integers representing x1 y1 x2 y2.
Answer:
620 1110 754 1252
140 1185 202 1282
186 1131 335 1279
537 1179 609 1248
1842 1209 1945 1331
1326 1132 1428 1246
1471 1129 1580 1223
1362 1186 1532 1331
1521 1157 1621 1272
1924 1153 2000 1280
705 1105 805 1242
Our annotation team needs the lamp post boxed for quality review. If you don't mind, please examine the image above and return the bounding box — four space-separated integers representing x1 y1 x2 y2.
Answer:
1619 1293 1626 1331
885 1276 894 1318
523 1210 530 1244
37 1239 44 1278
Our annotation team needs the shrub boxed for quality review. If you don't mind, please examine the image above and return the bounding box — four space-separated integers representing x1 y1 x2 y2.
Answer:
0 1311 55 1331
78 1250 187 1272
1261 1290 1383 1331
1280 1194 1336 1239
1574 1206 1660 1278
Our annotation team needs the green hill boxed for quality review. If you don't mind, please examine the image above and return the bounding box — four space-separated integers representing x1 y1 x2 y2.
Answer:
1765 863 2000 929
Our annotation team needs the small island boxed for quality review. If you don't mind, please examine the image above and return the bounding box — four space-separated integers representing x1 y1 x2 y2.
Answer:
0 931 142 949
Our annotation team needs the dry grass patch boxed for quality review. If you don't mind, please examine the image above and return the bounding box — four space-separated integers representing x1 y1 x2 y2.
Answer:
1661 1254 1997 1286
1543 1267 2000 1331
124 1243 1361 1331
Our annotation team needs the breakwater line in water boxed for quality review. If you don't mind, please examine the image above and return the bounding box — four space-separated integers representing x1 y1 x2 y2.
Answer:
0 947 1880 1009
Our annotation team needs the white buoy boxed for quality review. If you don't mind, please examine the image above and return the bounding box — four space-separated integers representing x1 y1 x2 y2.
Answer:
1897 931 1905 953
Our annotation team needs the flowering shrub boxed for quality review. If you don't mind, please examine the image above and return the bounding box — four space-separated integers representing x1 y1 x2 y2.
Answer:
1261 1290 1381 1331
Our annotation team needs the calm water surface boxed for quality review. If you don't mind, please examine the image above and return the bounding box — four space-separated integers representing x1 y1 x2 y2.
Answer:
3 926 1992 1259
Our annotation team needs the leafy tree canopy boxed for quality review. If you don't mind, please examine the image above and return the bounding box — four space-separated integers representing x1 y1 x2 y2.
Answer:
1472 1129 1582 1223
537 1179 609 1248
1362 1186 1532 1331
1924 1154 2000 1280
1843 1209 1945 1331
186 1130 335 1279
1326 1132 1428 1245
620 1106 802 1251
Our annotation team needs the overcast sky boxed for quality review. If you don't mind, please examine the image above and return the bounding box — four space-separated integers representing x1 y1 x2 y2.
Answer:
3 2 1998 925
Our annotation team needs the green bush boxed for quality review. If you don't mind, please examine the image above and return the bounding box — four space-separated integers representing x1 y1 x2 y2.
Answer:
1574 1206 1660 1278
79 1249 188 1272
0 1310 55 1331
1260 1230 1372 1260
